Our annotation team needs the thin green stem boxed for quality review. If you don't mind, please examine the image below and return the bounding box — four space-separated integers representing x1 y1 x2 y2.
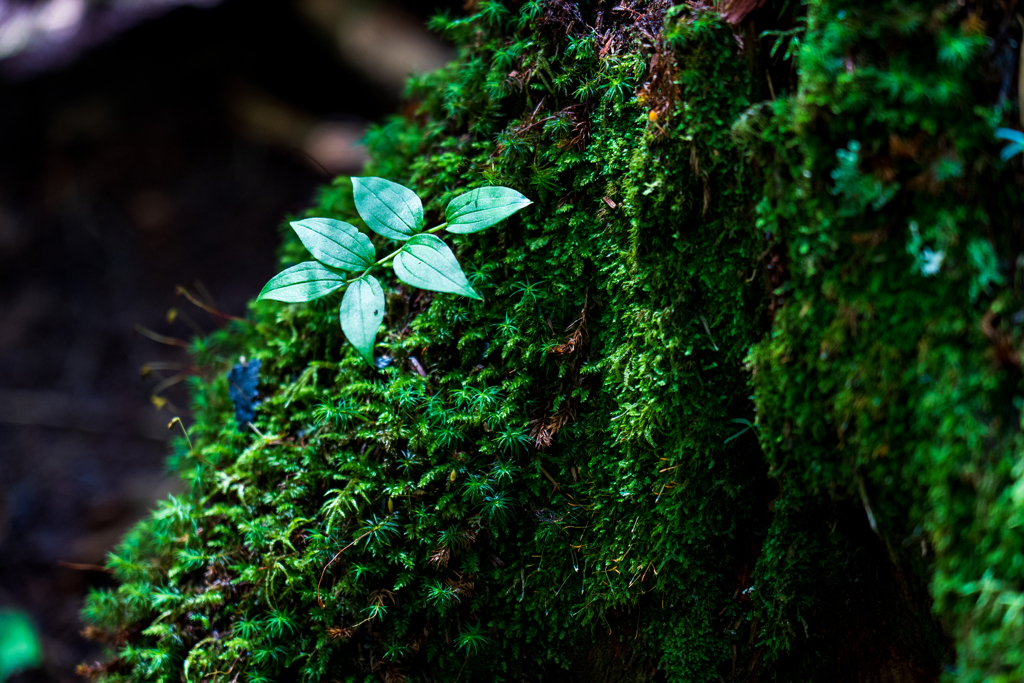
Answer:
168 417 219 470
346 223 449 283
369 245 404 272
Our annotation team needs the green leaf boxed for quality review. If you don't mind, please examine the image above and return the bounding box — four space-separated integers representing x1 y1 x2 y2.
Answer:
393 234 481 299
0 611 41 681
339 275 385 366
290 218 375 271
257 262 346 303
352 177 423 241
445 186 532 234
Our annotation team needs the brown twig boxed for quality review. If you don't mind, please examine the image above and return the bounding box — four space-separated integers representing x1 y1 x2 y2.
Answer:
316 529 373 607
134 324 189 348
176 285 249 324
58 561 112 573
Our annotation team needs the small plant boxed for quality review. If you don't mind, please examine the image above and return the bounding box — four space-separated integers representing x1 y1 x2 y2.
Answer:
759 16 806 62
454 621 491 655
257 177 531 365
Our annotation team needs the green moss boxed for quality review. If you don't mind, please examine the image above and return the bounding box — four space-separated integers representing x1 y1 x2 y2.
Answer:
82 1 1024 682
749 1 1024 681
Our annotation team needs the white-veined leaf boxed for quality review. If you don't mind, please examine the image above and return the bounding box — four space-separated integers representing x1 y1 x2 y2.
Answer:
352 177 423 241
339 276 385 366
445 186 532 234
257 262 346 303
290 218 375 271
393 234 481 299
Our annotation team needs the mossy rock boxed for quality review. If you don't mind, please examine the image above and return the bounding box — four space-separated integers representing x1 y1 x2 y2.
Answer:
81 2 1024 682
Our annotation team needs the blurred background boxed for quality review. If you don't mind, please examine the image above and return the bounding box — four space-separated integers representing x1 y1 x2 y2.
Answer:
0 0 456 679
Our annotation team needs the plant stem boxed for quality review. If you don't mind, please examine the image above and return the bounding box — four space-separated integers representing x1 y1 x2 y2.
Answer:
370 245 405 272
168 417 219 470
347 223 449 283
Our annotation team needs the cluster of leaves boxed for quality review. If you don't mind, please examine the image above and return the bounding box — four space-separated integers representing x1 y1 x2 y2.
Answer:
80 0 1024 682
258 177 530 365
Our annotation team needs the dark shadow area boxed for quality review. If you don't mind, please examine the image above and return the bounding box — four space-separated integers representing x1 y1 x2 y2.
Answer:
0 0 454 679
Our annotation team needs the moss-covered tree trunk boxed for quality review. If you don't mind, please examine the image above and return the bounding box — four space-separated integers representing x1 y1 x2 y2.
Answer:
81 2 1024 682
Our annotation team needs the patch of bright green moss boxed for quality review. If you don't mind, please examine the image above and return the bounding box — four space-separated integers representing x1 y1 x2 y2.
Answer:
749 1 1024 681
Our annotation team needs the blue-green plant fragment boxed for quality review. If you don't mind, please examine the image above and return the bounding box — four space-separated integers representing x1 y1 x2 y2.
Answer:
0 611 41 682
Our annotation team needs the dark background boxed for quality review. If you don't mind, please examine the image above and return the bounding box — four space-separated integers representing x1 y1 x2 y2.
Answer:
0 0 453 679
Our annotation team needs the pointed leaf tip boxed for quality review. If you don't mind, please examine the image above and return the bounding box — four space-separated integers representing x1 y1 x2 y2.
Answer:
393 234 481 299
352 177 424 241
258 262 347 303
340 275 385 367
445 186 532 234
